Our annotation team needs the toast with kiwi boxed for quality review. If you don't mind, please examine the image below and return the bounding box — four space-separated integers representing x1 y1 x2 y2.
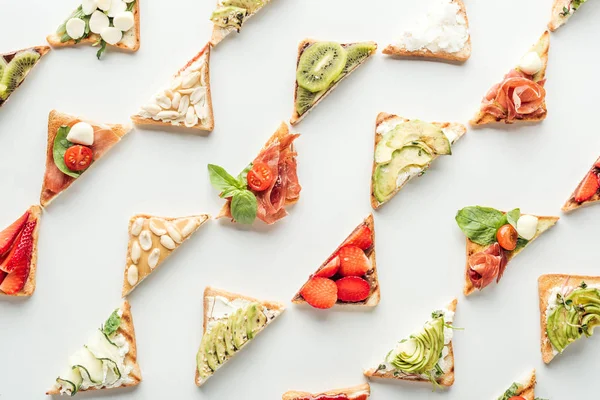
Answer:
383 0 471 62
495 370 537 400
47 0 140 59
291 40 377 126
562 156 600 212
195 287 285 386
210 0 274 46
283 383 370 400
0 46 49 108
549 0 590 31
131 44 214 131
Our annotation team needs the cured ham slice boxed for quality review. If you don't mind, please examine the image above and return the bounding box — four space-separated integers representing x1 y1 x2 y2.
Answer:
467 243 507 290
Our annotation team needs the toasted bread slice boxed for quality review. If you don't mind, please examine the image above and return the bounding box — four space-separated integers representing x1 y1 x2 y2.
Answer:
283 383 370 400
131 44 214 132
383 0 471 62
292 214 380 308
562 156 600 212
46 300 142 396
0 205 42 297
40 110 131 207
122 213 210 297
0 46 50 108
210 0 274 46
47 1 140 54
371 113 466 210
549 0 589 31
496 370 536 400
538 274 600 364
364 299 457 387
290 40 377 126
463 213 558 296
195 287 285 387
470 31 550 126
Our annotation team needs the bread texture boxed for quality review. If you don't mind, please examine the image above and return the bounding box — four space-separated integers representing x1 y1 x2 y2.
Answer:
282 383 370 400
549 0 577 31
562 156 600 212
292 214 380 307
382 0 471 62
496 370 536 400
371 112 466 210
210 0 273 46
463 214 558 296
290 40 377 126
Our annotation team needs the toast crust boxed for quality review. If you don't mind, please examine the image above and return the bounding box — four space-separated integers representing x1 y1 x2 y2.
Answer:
363 299 457 387
131 43 214 132
292 214 380 307
562 156 600 212
0 46 50 107
290 40 377 126
282 383 370 400
371 112 466 210
463 214 559 296
46 1 141 52
517 369 537 400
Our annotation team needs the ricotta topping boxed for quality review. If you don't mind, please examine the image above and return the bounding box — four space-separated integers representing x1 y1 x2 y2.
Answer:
205 295 281 334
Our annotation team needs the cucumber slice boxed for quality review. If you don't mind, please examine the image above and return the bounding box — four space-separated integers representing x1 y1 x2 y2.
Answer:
86 329 124 381
70 347 104 384
103 358 122 385
56 366 83 395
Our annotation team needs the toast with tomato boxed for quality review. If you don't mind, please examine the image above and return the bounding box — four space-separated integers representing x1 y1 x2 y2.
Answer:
496 370 537 400
292 215 379 309
562 156 600 212
282 383 370 400
40 110 131 207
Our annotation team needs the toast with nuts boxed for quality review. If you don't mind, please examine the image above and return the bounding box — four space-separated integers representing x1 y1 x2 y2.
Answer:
283 383 370 400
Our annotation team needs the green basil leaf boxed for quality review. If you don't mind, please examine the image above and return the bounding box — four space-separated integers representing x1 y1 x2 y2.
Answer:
208 164 244 192
237 163 252 187
455 206 505 245
497 382 519 400
53 126 82 179
231 190 257 224
102 309 121 336
506 208 520 228
515 237 529 251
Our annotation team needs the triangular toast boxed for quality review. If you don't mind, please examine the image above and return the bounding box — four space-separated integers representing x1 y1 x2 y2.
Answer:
538 274 600 364
496 370 537 400
562 156 600 212
292 215 380 308
364 299 457 387
40 110 131 207
371 113 466 209
47 0 141 58
549 0 591 31
0 46 50 108
290 39 377 126
462 211 558 296
0 205 42 297
131 44 214 131
470 31 550 126
122 213 210 296
383 0 471 62
283 383 370 400
46 300 142 396
210 0 274 46
195 287 285 386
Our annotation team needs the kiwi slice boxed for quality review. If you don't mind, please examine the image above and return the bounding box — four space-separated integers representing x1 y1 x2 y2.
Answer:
337 42 376 80
0 57 6 83
296 42 347 93
0 50 40 101
295 86 324 117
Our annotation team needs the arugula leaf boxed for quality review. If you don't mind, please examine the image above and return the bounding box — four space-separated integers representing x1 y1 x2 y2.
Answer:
102 309 122 336
455 206 505 245
208 164 245 193
497 383 519 400
231 190 257 224
96 40 107 60
53 126 82 179
506 208 520 228
126 0 136 11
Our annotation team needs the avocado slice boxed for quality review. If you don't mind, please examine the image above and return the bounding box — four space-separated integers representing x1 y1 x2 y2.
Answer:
210 6 247 30
245 303 267 340
203 328 221 372
224 315 237 356
213 323 228 365
375 120 450 164
232 308 248 350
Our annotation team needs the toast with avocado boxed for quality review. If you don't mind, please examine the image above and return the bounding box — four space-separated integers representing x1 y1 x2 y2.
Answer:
539 274 600 364
562 156 600 212
495 370 537 400
549 0 591 31
283 383 370 400
471 31 549 126
364 299 458 387
292 215 379 309
0 46 49 108
195 287 285 386
210 0 274 46
46 301 142 396
383 0 471 62
291 40 377 125
371 113 466 209
456 206 558 296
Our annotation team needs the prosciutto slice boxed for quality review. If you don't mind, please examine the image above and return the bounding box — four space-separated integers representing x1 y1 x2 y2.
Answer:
468 243 507 290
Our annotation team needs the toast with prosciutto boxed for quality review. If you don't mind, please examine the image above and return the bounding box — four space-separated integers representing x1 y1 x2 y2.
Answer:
455 206 558 296
495 370 537 400
40 110 131 207
549 0 592 31
471 31 549 126
562 156 600 212
0 46 50 108
208 123 301 225
282 383 370 400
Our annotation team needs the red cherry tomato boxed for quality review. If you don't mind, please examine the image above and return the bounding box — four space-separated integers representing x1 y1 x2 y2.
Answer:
508 397 526 400
247 162 274 191
64 145 93 172
496 224 518 251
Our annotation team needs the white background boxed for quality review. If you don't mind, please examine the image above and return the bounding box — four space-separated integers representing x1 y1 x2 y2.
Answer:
0 0 599 398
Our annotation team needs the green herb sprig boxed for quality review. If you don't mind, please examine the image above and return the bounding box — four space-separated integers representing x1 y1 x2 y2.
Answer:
208 164 258 224
102 309 122 336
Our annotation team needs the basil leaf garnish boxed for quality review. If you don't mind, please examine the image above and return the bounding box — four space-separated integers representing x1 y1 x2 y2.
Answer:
231 190 258 225
506 208 520 228
53 126 81 179
455 206 505 245
102 309 121 337
208 164 245 193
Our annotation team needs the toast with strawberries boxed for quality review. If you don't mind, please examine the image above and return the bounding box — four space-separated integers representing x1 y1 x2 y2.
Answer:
562 156 600 212
283 383 370 400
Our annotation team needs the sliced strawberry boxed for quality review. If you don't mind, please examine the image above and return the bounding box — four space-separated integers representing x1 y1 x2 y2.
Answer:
336 276 371 302
0 270 6 285
343 224 373 250
0 211 29 256
338 245 371 277
4 220 37 273
574 171 600 203
315 256 340 278
0 231 22 273
0 264 29 295
300 277 338 309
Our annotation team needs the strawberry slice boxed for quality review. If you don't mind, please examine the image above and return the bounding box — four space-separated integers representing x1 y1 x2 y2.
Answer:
0 263 29 295
336 276 371 302
300 277 338 309
338 245 371 277
0 211 29 256
0 231 22 273
4 220 37 274
315 256 340 278
574 171 600 203
343 224 373 250
0 270 6 285
594 159 600 169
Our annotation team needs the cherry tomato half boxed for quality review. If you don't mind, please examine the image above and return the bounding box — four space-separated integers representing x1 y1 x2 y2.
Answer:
496 224 518 251
64 145 93 172
508 397 526 400
247 162 274 191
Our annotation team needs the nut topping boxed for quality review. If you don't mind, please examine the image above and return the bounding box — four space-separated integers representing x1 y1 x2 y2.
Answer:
148 248 160 269
149 219 167 236
131 240 141 264
130 218 144 236
160 235 176 250
166 222 183 243
139 230 152 251
127 265 139 286
181 218 199 237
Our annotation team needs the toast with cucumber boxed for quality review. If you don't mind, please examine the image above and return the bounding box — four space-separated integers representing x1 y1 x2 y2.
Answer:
195 287 285 386
291 40 377 125
210 0 274 46
0 46 50 108
47 301 142 396
283 383 370 400
495 370 537 400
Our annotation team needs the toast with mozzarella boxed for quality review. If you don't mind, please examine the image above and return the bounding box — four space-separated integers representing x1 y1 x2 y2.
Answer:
283 383 370 400
210 0 274 46
495 370 537 400
0 46 50 108
562 156 600 212
549 0 592 31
